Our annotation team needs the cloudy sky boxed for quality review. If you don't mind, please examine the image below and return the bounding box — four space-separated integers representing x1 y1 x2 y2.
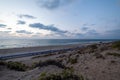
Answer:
0 0 120 39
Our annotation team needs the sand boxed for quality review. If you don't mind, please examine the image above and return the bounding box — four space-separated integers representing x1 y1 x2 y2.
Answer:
0 42 120 80
0 44 82 56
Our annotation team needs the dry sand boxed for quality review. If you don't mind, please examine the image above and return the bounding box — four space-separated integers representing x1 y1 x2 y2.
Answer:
0 42 120 80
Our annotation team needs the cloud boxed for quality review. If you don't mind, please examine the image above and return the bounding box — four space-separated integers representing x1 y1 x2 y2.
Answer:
37 0 75 10
82 23 96 27
105 29 120 39
17 20 26 25
0 31 11 33
16 30 32 34
18 14 36 19
0 31 12 39
86 29 99 35
7 28 12 30
29 23 67 34
0 20 5 22
81 23 96 31
73 29 100 38
81 27 89 31
0 24 7 27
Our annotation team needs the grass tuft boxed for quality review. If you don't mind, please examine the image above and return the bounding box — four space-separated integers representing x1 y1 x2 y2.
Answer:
112 41 120 50
6 61 27 71
106 52 120 57
0 60 6 65
34 60 66 69
38 68 84 80
68 57 78 64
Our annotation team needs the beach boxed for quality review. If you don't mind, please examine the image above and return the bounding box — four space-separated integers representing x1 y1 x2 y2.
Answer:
0 41 120 80
0 43 83 56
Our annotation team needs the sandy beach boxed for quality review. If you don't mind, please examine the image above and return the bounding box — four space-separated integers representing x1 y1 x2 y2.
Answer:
0 41 120 80
0 44 83 56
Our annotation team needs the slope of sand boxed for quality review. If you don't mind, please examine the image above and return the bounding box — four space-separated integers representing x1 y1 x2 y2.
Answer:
0 42 120 80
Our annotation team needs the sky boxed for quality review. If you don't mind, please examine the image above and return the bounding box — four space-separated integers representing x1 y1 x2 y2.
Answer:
0 0 120 39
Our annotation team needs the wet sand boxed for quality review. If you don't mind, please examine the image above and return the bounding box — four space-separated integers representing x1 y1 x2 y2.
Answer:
0 44 84 56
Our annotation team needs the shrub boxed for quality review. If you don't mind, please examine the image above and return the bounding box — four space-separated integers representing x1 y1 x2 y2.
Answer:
94 53 105 59
106 53 120 57
79 75 84 80
35 60 66 69
68 57 78 64
110 60 116 63
31 62 39 69
90 44 98 49
0 60 6 65
38 68 84 80
6 61 27 71
112 41 120 50
39 72 47 80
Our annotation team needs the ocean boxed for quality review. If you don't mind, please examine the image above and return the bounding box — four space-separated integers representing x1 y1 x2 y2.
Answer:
0 39 118 49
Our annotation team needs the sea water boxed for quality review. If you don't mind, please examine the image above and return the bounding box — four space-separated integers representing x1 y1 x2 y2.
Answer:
0 39 118 49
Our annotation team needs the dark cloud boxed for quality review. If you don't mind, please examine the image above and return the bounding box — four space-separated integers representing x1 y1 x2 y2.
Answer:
86 29 99 35
83 23 96 27
16 30 32 34
81 27 89 31
105 29 120 39
0 24 7 27
17 20 26 25
75 29 120 39
74 29 100 38
7 28 12 30
18 14 36 19
29 23 67 34
37 0 75 10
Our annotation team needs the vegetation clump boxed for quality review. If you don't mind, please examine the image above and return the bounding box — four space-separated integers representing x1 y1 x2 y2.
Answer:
39 68 84 80
35 60 66 69
90 44 98 50
6 61 27 71
68 57 78 64
0 60 6 65
94 53 105 59
106 52 120 57
112 41 120 50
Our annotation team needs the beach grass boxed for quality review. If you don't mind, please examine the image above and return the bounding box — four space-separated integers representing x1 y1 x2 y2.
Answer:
33 59 66 69
112 41 120 50
6 61 28 71
38 68 84 80
106 52 120 57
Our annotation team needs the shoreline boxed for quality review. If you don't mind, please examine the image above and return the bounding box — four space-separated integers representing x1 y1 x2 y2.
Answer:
0 43 84 56
0 41 120 80
0 41 114 56
0 41 115 59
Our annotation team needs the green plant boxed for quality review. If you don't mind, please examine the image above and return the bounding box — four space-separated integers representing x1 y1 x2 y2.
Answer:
106 53 120 57
35 60 66 69
7 61 27 71
39 72 47 80
90 44 98 49
94 53 105 59
31 62 39 69
0 60 6 65
38 68 83 80
112 41 120 50
79 75 84 80
68 57 78 64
